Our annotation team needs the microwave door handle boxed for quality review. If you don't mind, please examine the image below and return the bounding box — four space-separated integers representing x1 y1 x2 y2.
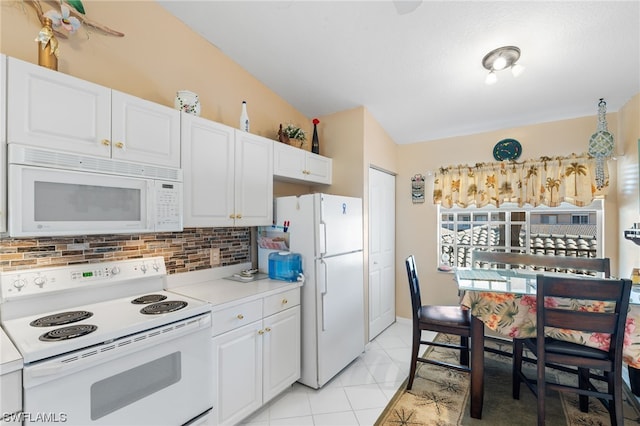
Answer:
148 181 155 231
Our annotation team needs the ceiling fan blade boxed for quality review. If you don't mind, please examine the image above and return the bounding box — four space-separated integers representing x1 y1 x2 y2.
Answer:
393 0 422 15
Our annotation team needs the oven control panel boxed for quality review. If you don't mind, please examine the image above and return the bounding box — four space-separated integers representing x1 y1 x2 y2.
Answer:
0 257 166 300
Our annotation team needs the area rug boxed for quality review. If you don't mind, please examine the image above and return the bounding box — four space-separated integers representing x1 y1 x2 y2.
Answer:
375 334 640 425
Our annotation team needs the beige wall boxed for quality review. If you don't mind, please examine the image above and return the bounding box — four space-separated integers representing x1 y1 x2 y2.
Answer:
395 114 625 319
616 94 640 278
0 0 309 143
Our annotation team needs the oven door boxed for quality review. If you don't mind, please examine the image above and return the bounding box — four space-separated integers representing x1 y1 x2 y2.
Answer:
22 314 213 426
9 164 154 237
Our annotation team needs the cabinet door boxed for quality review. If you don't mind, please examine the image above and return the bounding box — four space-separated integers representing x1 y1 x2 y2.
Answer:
212 320 263 426
273 142 306 181
305 152 332 184
0 54 6 233
234 131 273 226
7 57 111 157
111 91 180 168
263 305 301 403
181 115 235 227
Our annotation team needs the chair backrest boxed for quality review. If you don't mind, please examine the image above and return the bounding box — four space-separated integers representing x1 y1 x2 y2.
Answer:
536 274 632 361
405 255 422 322
471 250 611 277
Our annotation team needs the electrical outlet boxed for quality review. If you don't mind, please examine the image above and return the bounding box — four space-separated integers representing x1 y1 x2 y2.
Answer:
210 248 221 266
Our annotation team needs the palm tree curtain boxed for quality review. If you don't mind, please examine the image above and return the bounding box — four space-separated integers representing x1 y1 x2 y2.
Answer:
433 154 609 208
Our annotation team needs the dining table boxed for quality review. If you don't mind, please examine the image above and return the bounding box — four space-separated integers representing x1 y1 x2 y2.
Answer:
454 267 640 419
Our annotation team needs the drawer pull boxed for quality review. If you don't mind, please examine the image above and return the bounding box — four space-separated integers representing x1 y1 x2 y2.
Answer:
237 314 244 320
258 329 264 335
115 142 124 149
101 139 110 146
265 327 271 332
282 298 288 305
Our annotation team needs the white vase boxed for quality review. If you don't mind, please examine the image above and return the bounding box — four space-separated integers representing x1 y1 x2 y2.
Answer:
175 90 201 116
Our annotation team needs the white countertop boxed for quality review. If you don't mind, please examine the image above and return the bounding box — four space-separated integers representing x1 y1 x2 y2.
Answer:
1 327 23 374
167 265 302 311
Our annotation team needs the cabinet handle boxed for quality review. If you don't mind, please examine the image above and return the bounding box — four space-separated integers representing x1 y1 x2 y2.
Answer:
115 142 124 149
258 329 264 335
236 214 242 219
265 327 271 332
236 314 244 320
282 299 288 305
101 139 110 146
229 214 235 219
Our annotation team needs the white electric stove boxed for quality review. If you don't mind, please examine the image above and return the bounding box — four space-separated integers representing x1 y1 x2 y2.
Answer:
0 257 213 426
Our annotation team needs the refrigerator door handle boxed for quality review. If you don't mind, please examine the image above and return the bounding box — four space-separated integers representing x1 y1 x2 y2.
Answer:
319 259 328 331
318 222 327 256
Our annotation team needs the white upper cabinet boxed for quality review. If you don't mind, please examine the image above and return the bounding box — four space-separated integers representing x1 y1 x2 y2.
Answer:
273 142 332 185
1 54 6 233
7 57 180 168
181 115 273 227
233 130 274 226
7 57 111 157
110 90 180 168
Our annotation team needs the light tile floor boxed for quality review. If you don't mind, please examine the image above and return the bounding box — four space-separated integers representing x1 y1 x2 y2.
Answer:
240 319 437 426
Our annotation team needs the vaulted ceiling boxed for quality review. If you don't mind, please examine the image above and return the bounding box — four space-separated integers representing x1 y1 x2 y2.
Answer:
158 1 640 144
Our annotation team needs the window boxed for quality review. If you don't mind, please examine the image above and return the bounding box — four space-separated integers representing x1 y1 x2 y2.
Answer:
438 200 603 268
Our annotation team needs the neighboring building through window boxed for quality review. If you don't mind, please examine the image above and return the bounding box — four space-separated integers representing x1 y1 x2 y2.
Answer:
438 201 603 268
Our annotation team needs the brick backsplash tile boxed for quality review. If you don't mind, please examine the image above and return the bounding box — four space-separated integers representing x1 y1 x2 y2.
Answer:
0 228 251 274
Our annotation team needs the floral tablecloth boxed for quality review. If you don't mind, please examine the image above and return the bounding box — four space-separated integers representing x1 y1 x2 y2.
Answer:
460 290 640 368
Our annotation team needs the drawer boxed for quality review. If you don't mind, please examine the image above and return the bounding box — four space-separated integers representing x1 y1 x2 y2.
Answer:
264 288 300 317
211 299 262 336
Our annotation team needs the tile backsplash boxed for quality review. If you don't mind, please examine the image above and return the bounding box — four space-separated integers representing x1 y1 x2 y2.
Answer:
0 228 251 274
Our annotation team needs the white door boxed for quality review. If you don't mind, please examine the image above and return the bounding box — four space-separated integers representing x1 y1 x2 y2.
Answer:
316 251 364 387
368 167 396 340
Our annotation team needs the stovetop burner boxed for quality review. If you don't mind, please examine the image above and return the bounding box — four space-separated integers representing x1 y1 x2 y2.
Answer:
39 324 98 342
30 311 94 327
131 294 168 304
140 300 188 315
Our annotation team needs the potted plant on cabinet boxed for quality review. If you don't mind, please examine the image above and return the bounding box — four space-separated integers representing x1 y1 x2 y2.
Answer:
278 123 306 148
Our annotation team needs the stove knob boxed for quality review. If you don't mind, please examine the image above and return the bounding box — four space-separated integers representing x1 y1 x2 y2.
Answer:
140 264 148 274
111 266 121 276
12 279 26 291
152 262 160 272
33 276 46 288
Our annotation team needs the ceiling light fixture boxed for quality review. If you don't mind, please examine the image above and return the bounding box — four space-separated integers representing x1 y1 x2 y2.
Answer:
482 46 524 85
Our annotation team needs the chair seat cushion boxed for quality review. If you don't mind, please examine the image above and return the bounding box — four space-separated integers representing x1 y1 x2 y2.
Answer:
419 305 470 327
523 337 609 360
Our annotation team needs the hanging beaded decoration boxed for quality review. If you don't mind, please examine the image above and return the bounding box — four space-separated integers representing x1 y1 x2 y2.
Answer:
588 98 614 190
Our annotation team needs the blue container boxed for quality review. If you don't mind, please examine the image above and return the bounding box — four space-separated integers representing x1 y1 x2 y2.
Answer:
268 252 303 282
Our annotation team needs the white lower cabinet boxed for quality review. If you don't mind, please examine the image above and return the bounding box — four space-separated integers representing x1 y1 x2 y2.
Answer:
211 288 301 426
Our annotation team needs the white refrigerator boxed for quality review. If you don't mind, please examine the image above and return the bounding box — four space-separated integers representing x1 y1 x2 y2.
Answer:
275 193 365 389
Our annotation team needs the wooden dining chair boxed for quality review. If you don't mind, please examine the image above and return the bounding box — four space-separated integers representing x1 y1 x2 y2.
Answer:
512 274 632 426
405 255 471 390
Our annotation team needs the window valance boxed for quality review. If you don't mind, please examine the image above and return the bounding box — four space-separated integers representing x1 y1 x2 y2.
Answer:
433 153 609 208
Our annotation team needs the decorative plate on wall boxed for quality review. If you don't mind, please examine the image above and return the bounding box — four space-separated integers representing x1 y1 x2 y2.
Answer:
493 138 522 161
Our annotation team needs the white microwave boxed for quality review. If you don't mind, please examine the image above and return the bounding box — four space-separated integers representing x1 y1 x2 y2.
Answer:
8 145 183 237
